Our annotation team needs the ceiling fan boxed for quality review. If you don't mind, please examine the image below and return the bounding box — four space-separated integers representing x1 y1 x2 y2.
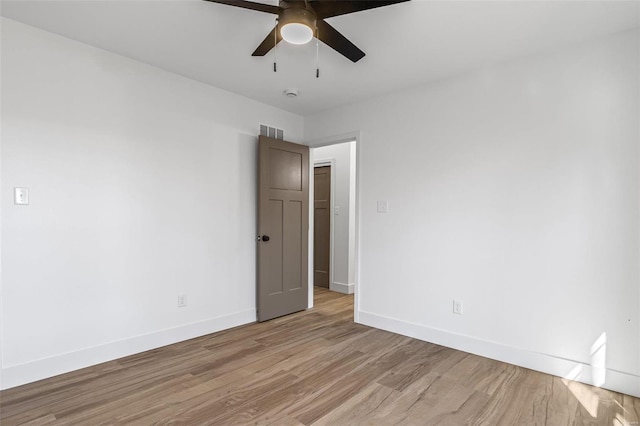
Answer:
203 0 410 63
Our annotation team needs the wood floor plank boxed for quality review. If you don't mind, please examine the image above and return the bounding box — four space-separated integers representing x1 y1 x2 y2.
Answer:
1 286 638 426
14 414 57 426
312 382 402 426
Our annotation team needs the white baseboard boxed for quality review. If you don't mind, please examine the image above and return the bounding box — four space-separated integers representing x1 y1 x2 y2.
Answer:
0 309 256 390
358 310 640 398
330 281 354 294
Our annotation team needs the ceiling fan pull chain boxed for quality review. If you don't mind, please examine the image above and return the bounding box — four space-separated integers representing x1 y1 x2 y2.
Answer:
316 26 320 78
274 17 278 72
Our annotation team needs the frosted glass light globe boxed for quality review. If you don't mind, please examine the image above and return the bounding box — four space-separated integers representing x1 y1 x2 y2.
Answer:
281 23 313 45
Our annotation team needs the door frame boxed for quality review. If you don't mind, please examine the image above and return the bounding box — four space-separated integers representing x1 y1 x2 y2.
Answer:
307 131 361 323
312 159 336 292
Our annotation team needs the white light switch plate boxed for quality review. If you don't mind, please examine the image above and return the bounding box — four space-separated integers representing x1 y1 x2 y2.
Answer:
377 201 388 213
14 187 29 205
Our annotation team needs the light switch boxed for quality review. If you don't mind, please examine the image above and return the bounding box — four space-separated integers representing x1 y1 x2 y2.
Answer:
377 200 388 213
14 187 29 205
334 206 340 215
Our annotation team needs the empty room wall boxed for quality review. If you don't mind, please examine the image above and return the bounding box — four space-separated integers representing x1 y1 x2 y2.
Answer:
0 18 304 389
305 29 640 396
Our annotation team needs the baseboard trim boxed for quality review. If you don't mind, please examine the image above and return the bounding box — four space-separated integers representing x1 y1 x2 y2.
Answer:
330 281 354 294
358 310 640 398
0 309 256 390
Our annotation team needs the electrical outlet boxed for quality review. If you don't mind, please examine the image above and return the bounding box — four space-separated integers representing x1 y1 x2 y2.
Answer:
178 294 187 308
453 299 463 315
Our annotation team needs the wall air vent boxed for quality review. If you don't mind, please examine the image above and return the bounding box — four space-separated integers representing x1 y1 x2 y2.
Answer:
260 124 284 140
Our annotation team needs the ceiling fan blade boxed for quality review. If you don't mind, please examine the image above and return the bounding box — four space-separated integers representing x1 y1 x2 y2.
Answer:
316 19 365 63
252 26 283 56
202 0 280 15
311 0 409 19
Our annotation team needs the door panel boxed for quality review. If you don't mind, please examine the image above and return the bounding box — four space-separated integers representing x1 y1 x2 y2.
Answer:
284 199 303 291
265 199 284 295
314 166 331 288
269 149 303 191
258 136 309 321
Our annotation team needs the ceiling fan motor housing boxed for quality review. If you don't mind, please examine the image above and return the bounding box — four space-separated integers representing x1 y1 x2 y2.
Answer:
279 7 316 33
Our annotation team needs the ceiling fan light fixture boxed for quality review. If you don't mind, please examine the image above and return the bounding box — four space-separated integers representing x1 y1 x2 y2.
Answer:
281 23 313 45
279 7 315 45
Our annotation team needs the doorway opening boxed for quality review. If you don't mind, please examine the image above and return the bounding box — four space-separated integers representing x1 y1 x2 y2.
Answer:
310 138 357 311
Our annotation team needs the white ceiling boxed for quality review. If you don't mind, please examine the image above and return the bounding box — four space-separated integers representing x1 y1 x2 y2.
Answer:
2 0 639 115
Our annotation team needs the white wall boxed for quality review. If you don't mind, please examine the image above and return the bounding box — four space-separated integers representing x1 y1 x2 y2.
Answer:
0 18 304 389
305 29 640 397
313 142 356 294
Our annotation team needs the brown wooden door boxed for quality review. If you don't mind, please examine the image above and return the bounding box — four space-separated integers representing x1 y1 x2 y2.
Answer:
257 136 309 322
314 166 331 288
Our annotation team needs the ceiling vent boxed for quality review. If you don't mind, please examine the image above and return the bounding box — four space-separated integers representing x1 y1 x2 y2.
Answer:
260 124 284 140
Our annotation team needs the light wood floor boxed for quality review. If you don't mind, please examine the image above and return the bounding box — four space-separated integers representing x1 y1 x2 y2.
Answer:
1 287 639 425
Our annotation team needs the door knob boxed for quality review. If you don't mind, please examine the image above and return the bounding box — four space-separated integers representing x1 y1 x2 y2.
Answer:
261 235 270 242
